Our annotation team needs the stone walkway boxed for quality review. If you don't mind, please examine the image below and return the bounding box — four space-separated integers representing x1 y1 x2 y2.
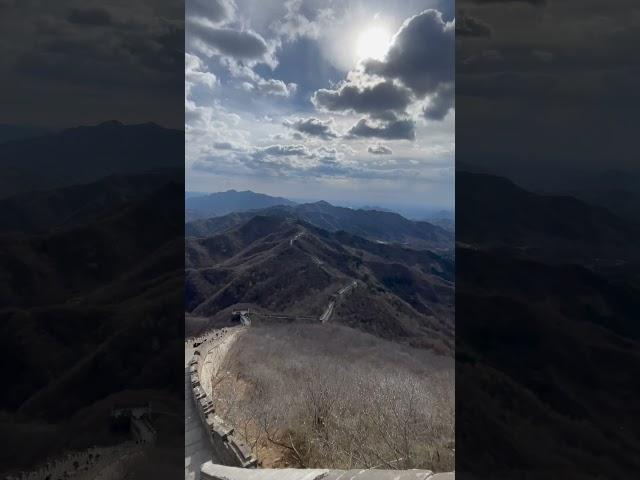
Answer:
185 345 214 480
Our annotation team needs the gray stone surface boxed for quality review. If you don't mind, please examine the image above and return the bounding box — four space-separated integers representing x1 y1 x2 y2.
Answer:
185 353 215 480
201 463 328 480
200 463 452 480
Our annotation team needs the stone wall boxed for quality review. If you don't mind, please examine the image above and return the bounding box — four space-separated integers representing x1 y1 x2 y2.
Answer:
189 334 257 468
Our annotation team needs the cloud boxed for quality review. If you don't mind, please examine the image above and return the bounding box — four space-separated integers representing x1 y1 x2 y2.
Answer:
67 7 114 27
242 78 297 97
462 49 504 65
364 10 454 98
273 0 334 41
185 53 216 96
456 11 492 37
423 83 454 120
312 80 413 116
347 118 415 141
189 22 268 60
368 144 393 155
311 9 454 127
532 50 555 63
257 144 310 157
283 117 338 140
213 141 234 150
187 0 236 24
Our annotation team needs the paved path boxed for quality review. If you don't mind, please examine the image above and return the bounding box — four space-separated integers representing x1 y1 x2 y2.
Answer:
185 343 214 480
185 329 245 480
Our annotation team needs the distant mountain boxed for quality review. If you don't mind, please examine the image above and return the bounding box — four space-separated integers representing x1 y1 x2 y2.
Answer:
0 124 53 144
457 171 640 262
0 121 183 198
0 171 179 234
186 201 453 252
186 215 453 352
511 168 640 226
571 187 640 225
185 191 208 199
359 205 395 213
429 217 455 232
185 189 296 220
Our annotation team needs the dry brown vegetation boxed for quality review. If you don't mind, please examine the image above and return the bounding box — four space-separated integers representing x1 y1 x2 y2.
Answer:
213 324 454 471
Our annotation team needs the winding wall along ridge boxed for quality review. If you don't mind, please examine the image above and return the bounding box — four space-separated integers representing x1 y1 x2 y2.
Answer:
189 329 257 469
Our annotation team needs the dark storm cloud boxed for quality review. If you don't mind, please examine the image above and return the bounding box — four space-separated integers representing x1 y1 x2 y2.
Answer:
312 81 413 116
189 22 268 59
0 0 184 128
67 7 114 26
456 0 640 177
15 18 183 88
368 144 393 155
456 11 492 37
283 117 338 140
364 10 454 98
347 118 415 141
187 0 235 23
424 83 455 120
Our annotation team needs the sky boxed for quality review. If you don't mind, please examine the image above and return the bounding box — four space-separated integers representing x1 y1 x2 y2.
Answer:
185 0 455 210
0 0 183 129
456 0 640 189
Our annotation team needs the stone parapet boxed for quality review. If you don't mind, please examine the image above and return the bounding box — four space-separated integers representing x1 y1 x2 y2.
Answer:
190 333 258 469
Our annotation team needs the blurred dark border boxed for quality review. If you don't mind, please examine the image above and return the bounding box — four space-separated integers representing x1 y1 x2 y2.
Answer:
0 1 184 478
456 1 640 478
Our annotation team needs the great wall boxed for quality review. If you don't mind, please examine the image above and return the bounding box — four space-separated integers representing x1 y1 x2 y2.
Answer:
185 325 455 480
187 327 258 470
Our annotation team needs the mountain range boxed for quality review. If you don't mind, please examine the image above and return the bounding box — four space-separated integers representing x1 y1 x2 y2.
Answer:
186 214 454 353
0 120 182 198
0 122 183 475
457 171 640 476
187 200 453 253
185 189 295 220
457 171 640 264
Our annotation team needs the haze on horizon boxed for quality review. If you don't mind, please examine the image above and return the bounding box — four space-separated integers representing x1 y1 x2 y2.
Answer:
185 0 454 210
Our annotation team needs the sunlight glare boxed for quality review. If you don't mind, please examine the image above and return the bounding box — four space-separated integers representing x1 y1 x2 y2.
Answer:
356 26 391 61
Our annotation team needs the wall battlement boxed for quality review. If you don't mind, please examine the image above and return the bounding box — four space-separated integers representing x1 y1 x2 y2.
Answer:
189 332 258 469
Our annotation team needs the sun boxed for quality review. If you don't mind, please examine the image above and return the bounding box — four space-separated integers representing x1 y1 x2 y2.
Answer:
356 26 391 61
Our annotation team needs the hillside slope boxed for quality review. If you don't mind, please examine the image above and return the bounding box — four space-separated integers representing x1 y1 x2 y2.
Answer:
186 215 454 352
187 201 453 252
